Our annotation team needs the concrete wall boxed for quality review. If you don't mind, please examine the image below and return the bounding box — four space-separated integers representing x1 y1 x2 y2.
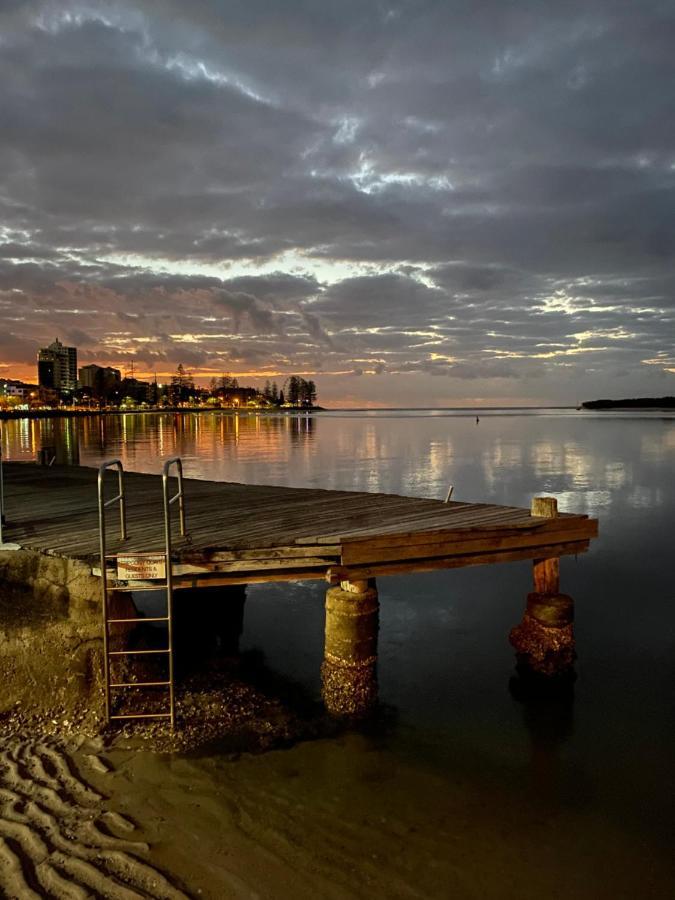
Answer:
0 548 105 725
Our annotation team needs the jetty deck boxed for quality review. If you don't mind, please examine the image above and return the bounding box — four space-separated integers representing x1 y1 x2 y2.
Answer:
2 463 598 587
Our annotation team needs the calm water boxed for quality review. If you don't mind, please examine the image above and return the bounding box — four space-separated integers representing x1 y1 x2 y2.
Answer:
2 409 675 896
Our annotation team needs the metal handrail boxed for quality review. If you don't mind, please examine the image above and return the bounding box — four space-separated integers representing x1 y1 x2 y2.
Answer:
98 459 128 541
162 457 186 728
98 459 128 723
162 456 186 540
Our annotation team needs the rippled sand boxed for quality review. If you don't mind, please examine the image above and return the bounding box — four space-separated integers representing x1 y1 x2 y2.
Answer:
0 735 189 898
2 729 674 898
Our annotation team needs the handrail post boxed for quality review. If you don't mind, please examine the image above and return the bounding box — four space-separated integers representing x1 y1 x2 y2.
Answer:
97 459 128 724
162 456 186 538
162 456 186 728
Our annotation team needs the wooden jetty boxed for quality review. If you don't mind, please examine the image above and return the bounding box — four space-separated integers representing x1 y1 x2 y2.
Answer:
1 462 599 721
2 463 597 586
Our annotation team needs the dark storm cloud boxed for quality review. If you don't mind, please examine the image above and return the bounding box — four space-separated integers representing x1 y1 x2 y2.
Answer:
220 273 320 305
0 0 674 397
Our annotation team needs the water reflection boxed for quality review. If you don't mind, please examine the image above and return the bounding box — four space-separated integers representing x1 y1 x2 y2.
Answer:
509 672 576 811
30 418 81 465
2 411 675 518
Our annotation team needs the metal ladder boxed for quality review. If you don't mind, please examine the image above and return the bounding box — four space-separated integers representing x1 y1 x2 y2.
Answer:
98 457 186 728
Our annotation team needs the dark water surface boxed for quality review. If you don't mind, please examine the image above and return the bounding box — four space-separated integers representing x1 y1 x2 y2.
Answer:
2 409 674 897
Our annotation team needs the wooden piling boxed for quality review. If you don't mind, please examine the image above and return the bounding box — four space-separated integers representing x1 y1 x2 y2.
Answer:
509 496 576 677
531 497 560 595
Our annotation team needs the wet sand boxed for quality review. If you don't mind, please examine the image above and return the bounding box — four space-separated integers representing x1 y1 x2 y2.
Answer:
0 734 189 898
3 728 672 899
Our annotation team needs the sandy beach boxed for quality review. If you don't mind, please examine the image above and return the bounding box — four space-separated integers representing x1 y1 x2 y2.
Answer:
0 733 189 898
3 726 675 899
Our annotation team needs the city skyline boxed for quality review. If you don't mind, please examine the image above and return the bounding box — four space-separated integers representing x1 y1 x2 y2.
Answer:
1 2 674 407
0 335 320 409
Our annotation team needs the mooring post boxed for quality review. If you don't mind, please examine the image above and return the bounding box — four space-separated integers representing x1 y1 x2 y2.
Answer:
321 577 379 717
509 497 576 677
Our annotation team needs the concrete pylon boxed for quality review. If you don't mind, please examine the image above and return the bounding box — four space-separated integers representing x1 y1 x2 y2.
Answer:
321 578 379 717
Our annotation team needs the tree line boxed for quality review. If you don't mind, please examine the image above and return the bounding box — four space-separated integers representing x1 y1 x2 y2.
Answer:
261 376 317 407
166 367 318 407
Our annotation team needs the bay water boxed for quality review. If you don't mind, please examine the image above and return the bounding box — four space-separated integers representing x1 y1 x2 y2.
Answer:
2 409 674 897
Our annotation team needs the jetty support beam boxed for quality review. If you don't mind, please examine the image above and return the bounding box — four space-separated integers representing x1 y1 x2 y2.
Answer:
322 578 379 717
509 497 576 677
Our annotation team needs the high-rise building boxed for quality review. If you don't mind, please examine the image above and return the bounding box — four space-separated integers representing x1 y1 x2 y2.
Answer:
78 364 100 390
37 338 78 394
37 357 56 390
79 364 121 397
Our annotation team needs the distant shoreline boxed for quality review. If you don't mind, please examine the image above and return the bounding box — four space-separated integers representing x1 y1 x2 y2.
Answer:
0 406 325 421
4 402 674 421
581 397 675 410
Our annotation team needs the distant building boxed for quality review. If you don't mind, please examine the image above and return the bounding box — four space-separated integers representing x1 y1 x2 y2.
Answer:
119 377 151 403
79 364 121 397
78 364 100 390
0 379 36 401
38 338 77 394
37 357 55 390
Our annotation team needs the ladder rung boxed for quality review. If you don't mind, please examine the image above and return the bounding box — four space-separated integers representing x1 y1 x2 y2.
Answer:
110 681 172 688
107 617 169 624
108 649 171 656
109 713 173 720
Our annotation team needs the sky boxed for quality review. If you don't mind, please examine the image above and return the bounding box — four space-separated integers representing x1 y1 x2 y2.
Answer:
1 0 674 407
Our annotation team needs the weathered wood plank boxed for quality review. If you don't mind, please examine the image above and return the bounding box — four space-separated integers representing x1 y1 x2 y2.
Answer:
205 557 334 573
338 513 591 556
341 519 598 566
187 546 342 562
329 539 592 582
112 568 327 590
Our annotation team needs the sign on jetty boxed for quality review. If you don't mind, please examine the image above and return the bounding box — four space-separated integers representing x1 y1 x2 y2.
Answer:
0 462 598 722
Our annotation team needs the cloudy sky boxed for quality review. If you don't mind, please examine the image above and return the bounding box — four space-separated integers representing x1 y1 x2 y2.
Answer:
1 0 674 406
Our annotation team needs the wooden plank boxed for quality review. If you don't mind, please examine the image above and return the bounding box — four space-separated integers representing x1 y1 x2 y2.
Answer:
341 519 598 566
294 504 548 544
175 570 326 587
204 557 334 573
339 514 591 556
328 539 591 582
186 546 342 562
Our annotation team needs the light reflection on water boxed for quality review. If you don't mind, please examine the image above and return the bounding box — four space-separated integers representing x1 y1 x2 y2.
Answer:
2 408 675 880
4 410 673 513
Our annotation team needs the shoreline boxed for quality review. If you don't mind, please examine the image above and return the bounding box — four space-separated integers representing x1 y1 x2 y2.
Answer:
0 404 581 422
0 406 326 421
4 404 675 424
